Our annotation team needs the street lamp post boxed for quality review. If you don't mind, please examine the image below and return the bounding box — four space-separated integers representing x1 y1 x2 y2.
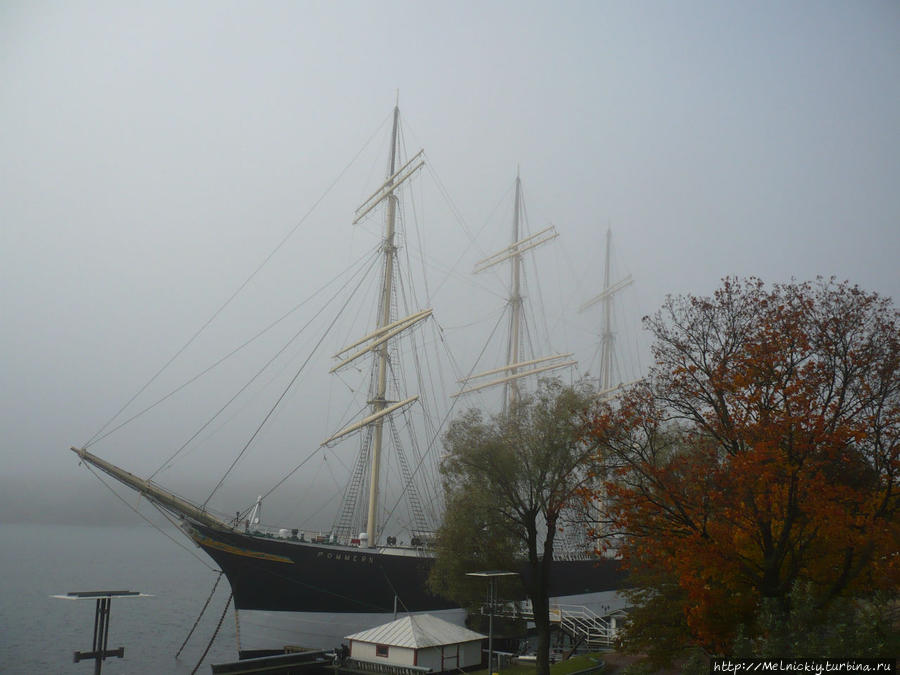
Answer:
466 571 518 674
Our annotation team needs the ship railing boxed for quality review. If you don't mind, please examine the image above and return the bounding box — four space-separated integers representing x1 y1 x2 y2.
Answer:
245 527 436 553
246 526 336 544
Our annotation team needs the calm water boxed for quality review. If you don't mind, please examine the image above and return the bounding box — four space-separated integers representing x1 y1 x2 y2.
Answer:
0 523 239 674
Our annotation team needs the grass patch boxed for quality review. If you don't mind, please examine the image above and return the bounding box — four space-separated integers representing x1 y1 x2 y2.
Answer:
467 652 607 675
551 653 606 674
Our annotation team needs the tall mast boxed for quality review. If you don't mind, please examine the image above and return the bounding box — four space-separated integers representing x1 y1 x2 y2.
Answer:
455 172 575 407
600 228 613 392
365 104 400 547
504 171 523 413
578 227 633 397
331 104 426 544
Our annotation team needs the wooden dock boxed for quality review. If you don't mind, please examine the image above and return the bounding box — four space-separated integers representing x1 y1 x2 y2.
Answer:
211 648 331 675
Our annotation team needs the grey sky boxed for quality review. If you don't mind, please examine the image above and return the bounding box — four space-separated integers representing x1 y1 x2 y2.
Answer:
2 1 898 522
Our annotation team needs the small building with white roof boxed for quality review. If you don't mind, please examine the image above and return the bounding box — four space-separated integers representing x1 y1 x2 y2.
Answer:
345 614 486 672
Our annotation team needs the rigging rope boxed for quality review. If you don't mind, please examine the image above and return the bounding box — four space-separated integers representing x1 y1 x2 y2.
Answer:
425 162 512 301
79 462 218 571
202 249 382 507
84 111 392 449
380 310 503 530
150 245 380 480
88 246 377 465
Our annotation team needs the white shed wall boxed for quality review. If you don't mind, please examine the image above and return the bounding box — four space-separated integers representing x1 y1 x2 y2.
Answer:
350 640 416 666
414 641 483 672
460 640 482 668
416 646 442 672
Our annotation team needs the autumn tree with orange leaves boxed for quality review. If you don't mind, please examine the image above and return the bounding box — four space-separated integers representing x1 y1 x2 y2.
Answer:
589 278 899 662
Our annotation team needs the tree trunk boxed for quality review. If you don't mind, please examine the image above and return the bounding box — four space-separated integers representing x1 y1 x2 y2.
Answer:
530 518 557 675
532 578 552 675
522 519 553 675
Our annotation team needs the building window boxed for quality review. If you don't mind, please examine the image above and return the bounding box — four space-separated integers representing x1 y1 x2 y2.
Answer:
375 644 389 658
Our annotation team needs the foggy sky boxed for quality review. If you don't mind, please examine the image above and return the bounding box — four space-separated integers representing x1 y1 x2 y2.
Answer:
2 1 899 525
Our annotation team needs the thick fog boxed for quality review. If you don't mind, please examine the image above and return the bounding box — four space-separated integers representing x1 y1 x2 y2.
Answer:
2 1 898 526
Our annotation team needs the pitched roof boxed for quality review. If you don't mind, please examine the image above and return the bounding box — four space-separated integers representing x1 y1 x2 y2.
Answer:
345 614 486 649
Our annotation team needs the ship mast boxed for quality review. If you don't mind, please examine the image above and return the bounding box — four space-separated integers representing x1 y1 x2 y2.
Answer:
454 172 575 410
326 104 426 546
600 228 613 392
505 172 523 412
365 104 400 547
578 227 633 396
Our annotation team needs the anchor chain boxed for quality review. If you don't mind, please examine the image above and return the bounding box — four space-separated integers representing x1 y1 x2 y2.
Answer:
176 571 223 659
190 592 233 675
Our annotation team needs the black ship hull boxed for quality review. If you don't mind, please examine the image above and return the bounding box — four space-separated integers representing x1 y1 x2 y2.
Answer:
185 520 624 616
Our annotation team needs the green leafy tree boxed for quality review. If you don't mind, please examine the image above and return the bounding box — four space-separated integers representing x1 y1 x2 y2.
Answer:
430 378 600 675
428 476 523 610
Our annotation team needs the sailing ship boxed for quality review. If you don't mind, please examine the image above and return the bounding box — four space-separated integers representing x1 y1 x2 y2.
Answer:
71 105 623 657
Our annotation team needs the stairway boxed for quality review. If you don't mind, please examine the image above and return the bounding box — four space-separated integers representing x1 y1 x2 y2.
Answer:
556 605 614 649
492 601 617 648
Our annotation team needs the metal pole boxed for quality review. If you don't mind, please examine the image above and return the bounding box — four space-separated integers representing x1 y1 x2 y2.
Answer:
91 599 102 675
90 597 111 675
465 572 517 673
101 599 111 671
488 578 494 675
